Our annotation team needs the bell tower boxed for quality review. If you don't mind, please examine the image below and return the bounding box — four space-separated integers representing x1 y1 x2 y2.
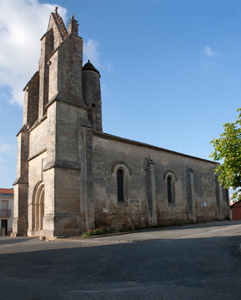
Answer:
12 9 99 237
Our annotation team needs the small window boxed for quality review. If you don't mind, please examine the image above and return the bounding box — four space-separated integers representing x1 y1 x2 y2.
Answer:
1 200 8 210
167 176 173 203
164 171 176 205
117 169 124 202
112 162 130 205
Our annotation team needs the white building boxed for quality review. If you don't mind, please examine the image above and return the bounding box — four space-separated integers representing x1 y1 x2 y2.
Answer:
0 188 14 235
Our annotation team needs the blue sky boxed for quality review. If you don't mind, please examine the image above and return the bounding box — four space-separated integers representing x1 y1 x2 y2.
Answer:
1 0 241 188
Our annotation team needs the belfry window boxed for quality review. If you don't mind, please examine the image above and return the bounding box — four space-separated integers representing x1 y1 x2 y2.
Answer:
117 169 124 202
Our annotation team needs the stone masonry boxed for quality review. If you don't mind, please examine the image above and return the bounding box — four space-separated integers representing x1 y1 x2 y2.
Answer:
12 9 230 238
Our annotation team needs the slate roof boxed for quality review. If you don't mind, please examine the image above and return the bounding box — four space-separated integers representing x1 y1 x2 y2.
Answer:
83 60 100 76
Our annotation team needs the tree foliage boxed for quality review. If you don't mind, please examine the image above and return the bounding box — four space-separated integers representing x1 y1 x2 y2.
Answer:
231 192 241 202
210 108 241 196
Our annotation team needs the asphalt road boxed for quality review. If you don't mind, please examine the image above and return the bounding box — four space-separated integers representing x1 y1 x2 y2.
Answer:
0 220 241 300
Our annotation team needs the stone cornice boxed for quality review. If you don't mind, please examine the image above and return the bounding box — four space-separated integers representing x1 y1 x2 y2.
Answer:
27 149 47 162
13 177 28 186
28 116 47 133
43 160 80 172
46 95 87 110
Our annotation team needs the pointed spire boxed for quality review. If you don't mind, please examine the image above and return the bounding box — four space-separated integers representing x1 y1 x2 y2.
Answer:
68 14 78 35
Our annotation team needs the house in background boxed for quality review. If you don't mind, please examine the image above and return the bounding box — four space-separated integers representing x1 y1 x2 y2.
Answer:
230 201 241 220
0 188 14 235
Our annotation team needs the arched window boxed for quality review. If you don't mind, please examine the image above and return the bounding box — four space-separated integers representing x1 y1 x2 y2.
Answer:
117 169 124 202
112 162 130 204
164 171 176 205
167 175 173 204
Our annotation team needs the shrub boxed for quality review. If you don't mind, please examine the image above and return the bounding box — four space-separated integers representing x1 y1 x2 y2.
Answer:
82 227 104 237
82 227 115 237
119 226 132 232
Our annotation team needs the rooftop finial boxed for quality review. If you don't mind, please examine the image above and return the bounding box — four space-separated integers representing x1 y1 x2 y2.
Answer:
55 6 58 14
68 14 79 36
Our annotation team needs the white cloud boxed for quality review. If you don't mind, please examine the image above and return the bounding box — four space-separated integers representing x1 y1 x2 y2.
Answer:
0 139 17 165
0 143 10 154
0 140 16 155
202 46 218 57
106 61 113 72
83 39 113 72
0 0 112 107
83 39 101 68
0 0 67 106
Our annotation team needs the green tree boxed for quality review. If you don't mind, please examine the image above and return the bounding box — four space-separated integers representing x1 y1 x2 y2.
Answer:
231 192 241 202
210 108 241 198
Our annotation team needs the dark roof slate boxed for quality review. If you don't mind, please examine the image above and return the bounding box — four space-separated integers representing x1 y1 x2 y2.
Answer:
82 60 100 76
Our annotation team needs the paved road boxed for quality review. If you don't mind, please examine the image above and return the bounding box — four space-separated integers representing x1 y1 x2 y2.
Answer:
0 220 241 300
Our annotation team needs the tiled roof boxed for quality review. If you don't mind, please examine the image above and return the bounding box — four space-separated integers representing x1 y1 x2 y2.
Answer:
0 188 14 195
230 200 241 208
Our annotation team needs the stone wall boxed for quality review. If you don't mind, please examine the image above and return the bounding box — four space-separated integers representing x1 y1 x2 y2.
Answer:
48 35 84 107
54 168 81 236
23 72 39 127
92 133 230 229
29 119 47 160
13 10 230 238
28 151 47 235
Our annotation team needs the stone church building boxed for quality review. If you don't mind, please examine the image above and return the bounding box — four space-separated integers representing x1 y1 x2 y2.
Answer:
12 10 230 238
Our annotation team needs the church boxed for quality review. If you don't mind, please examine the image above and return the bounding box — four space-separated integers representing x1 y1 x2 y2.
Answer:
12 9 230 238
